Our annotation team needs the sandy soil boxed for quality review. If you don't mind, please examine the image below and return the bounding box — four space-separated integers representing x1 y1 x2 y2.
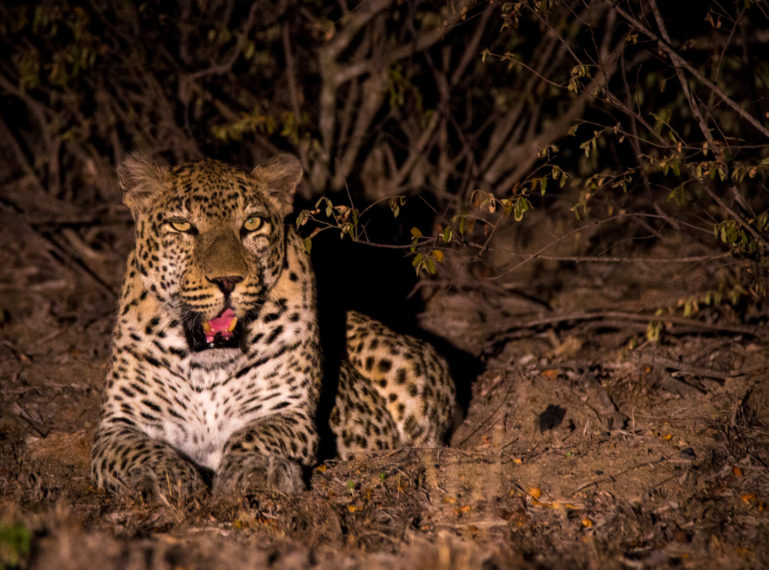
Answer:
1 208 768 569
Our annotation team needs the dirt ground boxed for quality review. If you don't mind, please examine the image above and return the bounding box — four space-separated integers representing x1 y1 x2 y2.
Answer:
2 207 769 570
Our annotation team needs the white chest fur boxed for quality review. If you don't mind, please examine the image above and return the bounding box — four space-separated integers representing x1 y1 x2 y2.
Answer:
146 379 249 470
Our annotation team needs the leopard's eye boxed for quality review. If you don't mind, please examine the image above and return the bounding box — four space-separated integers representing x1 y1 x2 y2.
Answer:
243 215 264 232
169 218 192 233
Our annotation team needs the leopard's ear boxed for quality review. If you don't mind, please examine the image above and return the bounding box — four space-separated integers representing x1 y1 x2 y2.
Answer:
251 154 303 217
118 153 170 216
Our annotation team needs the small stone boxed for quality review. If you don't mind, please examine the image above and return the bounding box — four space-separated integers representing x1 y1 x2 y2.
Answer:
680 447 696 459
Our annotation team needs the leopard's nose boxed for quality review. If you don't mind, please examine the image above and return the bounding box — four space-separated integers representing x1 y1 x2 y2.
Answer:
207 275 243 294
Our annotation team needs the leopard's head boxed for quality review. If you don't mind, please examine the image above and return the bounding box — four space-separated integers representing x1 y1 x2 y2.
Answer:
119 154 302 351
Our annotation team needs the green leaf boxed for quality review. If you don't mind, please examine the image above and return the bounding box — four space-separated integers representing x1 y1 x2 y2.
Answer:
513 197 531 222
244 40 255 60
667 184 687 206
388 198 400 217
646 321 662 343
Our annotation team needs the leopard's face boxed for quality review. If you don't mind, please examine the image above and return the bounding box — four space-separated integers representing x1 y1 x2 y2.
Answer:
122 156 301 352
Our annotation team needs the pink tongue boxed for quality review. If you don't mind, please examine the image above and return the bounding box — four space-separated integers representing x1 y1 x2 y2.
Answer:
205 308 237 343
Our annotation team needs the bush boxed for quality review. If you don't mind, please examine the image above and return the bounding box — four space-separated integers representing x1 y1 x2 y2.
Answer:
2 0 768 304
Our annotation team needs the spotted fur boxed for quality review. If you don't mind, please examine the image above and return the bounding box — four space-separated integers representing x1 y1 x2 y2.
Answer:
90 154 455 502
332 311 455 457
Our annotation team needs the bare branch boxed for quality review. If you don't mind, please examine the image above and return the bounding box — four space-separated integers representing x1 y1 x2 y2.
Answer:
611 1 769 140
282 21 308 169
494 38 626 195
649 0 714 151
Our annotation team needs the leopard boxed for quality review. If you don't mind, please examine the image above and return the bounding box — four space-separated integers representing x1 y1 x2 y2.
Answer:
90 153 456 503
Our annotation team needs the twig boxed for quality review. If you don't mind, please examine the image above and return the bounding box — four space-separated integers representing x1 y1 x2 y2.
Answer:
705 3 747 117
488 309 768 342
454 372 517 449
632 353 737 381
450 4 494 86
701 183 769 251
12 212 119 299
571 456 668 496
324 0 392 61
332 72 386 191
314 0 477 191
0 115 46 195
282 21 308 169
480 26 564 182
645 0 769 251
649 0 714 150
496 251 732 265
489 212 716 281
494 36 626 194
611 1 769 139
183 2 260 82
12 403 49 438
314 0 393 188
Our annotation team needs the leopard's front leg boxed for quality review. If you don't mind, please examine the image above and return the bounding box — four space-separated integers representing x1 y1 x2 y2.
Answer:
213 410 318 497
91 425 208 504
